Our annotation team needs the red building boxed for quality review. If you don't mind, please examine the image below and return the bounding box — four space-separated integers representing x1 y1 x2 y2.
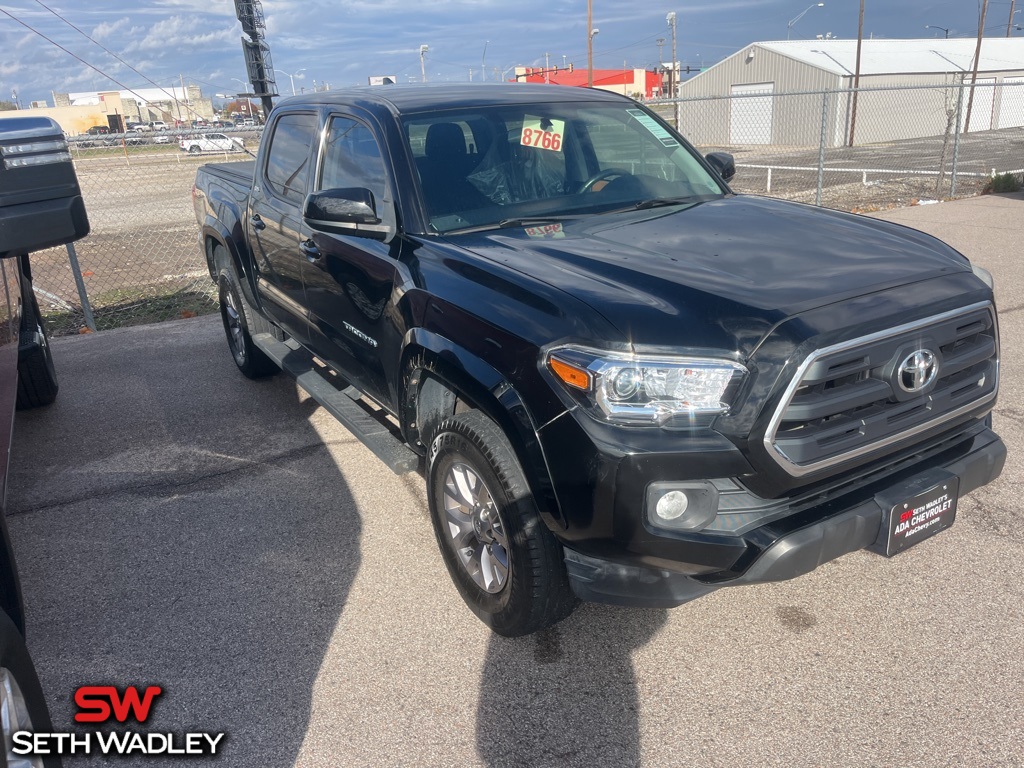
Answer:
515 67 663 99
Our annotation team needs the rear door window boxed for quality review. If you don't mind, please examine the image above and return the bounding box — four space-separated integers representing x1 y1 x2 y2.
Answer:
264 113 318 203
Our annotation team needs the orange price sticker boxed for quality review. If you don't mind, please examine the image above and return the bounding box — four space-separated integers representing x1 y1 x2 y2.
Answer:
520 116 565 152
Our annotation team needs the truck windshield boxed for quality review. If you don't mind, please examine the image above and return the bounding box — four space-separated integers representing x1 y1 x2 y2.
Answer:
402 102 726 234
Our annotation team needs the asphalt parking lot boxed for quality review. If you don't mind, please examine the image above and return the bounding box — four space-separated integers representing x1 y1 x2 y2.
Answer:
6 194 1023 767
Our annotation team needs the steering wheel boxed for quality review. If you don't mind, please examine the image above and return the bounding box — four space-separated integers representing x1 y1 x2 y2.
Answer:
577 168 631 194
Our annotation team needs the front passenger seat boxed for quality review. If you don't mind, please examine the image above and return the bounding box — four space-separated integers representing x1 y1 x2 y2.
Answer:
418 123 493 218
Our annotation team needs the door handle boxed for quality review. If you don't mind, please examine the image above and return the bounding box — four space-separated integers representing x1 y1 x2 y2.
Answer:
250 214 266 231
300 239 323 264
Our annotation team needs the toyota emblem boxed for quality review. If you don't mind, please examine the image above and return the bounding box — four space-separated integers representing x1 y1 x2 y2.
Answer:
897 349 939 394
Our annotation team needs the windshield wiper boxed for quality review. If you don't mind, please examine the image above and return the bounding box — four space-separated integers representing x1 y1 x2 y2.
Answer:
632 196 700 210
442 213 594 235
497 215 587 228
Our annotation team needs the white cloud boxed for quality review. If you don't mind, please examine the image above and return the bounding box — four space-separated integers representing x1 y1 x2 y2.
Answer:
122 14 236 54
92 16 131 41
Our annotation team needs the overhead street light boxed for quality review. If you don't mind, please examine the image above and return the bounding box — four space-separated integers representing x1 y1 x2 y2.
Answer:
925 24 950 39
788 2 824 39
274 68 306 96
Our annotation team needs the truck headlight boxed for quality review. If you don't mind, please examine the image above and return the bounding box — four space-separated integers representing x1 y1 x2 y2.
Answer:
546 346 747 427
971 263 994 290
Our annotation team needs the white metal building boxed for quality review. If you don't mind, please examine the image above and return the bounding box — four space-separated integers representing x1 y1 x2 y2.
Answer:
677 38 1024 147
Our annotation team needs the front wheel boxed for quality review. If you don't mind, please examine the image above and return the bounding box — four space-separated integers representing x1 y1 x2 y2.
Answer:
427 410 576 636
188 145 200 154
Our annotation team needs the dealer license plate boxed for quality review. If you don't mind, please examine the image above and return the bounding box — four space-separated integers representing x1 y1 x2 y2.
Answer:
871 473 960 557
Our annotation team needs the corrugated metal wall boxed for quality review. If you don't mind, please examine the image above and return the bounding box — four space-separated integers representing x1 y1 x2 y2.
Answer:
678 46 840 147
676 46 1024 148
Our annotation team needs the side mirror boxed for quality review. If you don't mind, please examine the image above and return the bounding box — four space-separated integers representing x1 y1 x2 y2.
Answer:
302 188 393 240
705 152 736 182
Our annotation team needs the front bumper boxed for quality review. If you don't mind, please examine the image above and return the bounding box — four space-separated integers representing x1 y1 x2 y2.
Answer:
563 427 1005 608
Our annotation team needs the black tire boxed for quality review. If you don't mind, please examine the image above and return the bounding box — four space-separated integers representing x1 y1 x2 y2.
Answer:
0 610 61 768
16 289 58 410
427 410 576 637
217 262 278 379
188 145 201 154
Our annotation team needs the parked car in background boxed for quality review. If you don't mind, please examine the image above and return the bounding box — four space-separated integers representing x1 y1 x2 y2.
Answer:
150 121 168 130
104 131 145 147
85 125 110 135
153 134 171 144
179 133 243 154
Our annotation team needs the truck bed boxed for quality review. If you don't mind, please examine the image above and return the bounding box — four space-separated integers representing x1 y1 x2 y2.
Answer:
201 160 255 185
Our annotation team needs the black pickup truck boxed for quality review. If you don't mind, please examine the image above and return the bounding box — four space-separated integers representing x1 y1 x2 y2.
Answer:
192 83 1004 637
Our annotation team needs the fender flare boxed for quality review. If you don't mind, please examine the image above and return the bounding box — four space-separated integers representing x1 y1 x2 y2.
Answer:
400 328 566 529
200 219 262 311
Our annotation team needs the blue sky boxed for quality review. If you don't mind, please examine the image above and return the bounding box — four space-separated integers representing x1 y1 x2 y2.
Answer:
0 0 1008 105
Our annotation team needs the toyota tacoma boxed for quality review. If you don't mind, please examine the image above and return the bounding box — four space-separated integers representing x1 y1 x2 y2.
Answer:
192 84 1004 636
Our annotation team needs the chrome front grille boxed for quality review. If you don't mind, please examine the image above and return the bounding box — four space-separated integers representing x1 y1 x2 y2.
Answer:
764 302 998 477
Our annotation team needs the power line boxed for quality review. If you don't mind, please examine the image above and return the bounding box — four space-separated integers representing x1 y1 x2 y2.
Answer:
0 8 150 102
28 0 205 120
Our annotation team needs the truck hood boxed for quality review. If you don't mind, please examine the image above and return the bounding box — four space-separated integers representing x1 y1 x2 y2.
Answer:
451 195 971 355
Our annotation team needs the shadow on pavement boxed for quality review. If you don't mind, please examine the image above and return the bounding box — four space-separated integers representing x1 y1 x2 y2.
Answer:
6 318 359 767
476 603 667 766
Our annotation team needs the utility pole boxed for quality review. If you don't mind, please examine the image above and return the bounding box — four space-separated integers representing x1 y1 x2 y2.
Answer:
420 45 429 83
965 0 989 132
587 0 594 87
545 52 550 83
1008 0 1017 36
666 12 678 99
180 73 190 122
482 40 488 82
848 0 864 146
656 38 666 96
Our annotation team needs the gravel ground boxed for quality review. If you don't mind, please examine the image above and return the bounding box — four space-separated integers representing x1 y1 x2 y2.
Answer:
35 151 250 335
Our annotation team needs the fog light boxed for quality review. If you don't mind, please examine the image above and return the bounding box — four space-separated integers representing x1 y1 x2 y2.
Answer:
646 481 719 531
655 490 689 520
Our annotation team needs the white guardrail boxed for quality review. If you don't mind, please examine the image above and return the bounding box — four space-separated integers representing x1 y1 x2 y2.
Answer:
739 164 1024 194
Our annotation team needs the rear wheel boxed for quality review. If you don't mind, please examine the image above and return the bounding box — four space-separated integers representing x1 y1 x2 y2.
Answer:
427 410 576 636
16 288 58 410
188 145 200 154
217 257 277 379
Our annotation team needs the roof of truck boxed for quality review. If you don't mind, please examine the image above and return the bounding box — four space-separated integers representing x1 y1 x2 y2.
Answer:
274 82 629 115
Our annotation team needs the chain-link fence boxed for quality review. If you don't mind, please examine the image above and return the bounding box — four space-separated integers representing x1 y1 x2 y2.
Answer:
652 79 1024 210
32 82 1024 335
33 133 257 336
